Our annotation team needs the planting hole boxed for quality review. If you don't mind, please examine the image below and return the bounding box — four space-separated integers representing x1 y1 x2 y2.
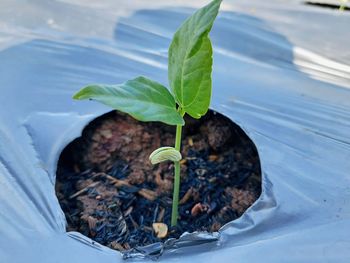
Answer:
56 110 262 251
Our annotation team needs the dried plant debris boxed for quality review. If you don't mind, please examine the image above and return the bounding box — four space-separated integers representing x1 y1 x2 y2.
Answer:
56 111 261 251
152 223 168 238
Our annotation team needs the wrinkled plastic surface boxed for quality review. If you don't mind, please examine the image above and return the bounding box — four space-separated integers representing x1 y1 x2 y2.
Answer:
1 0 350 262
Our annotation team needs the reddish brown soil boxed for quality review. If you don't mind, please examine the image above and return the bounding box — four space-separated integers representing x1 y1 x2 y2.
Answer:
56 110 261 251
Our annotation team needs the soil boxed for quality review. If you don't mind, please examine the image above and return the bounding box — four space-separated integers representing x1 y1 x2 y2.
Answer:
56 110 261 251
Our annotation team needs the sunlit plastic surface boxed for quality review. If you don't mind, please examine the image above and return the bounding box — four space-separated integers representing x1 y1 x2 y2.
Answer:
0 0 349 262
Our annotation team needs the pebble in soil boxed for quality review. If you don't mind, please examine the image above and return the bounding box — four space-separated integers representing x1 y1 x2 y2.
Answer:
56 110 261 251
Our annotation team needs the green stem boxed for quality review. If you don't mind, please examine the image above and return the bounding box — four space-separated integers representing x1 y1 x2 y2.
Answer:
171 161 181 226
175 123 182 151
171 112 184 226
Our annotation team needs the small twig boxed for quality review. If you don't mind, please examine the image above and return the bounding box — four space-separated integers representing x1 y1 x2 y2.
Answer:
128 214 139 229
157 207 165 222
96 172 159 200
110 242 125 251
179 187 193 205
143 226 153 232
69 181 100 199
138 188 158 201
123 206 133 217
81 215 98 232
152 203 159 223
96 172 133 188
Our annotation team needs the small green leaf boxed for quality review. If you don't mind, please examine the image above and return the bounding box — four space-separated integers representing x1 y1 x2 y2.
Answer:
168 0 221 118
149 147 182 164
73 76 184 126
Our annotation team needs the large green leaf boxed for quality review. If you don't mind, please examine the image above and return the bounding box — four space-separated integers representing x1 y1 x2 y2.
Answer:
168 0 221 118
73 76 184 126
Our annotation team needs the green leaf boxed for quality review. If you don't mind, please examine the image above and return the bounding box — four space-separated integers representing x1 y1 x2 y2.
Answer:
168 0 221 118
73 76 184 126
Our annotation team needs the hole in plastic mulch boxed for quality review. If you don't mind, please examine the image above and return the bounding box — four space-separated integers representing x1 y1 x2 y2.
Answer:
55 109 262 259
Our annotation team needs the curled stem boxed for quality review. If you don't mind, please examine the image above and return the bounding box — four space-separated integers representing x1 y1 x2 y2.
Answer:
149 147 182 164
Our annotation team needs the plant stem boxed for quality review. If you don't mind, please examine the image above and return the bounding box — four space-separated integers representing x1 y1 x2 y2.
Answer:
171 115 183 226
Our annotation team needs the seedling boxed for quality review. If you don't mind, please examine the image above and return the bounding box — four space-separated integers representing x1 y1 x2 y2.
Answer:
73 0 221 227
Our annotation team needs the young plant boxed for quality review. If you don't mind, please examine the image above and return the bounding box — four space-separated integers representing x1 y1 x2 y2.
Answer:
73 0 221 227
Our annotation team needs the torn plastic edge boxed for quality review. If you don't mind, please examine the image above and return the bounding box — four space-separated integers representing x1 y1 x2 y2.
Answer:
121 231 221 260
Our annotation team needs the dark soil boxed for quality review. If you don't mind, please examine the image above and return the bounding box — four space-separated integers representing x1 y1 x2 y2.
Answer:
56 110 261 251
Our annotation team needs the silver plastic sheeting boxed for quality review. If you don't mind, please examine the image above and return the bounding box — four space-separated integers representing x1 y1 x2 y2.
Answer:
0 0 350 262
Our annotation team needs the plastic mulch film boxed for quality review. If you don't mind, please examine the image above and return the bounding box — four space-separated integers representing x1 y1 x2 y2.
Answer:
0 0 349 262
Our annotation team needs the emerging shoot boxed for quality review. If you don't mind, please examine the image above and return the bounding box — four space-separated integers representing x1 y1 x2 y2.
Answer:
73 0 221 227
